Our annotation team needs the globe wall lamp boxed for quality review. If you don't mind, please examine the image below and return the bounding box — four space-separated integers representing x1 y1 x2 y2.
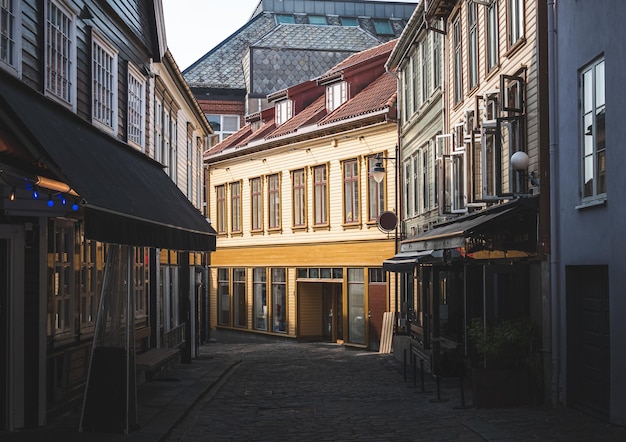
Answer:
511 151 540 188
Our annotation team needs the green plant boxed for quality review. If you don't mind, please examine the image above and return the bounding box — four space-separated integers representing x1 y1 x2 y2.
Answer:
468 317 540 370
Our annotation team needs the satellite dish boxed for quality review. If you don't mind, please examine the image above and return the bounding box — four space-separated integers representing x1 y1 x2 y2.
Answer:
377 211 397 233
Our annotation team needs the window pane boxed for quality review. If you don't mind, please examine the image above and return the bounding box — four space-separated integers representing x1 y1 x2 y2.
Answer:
341 17 358 26
253 268 267 330
373 19 393 35
309 15 327 25
223 115 240 132
348 268 365 345
272 268 286 332
276 14 294 24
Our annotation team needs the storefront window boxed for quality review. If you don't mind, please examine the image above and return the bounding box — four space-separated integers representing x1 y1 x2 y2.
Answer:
272 268 286 332
348 268 365 345
233 268 246 328
253 268 267 330
218 268 230 325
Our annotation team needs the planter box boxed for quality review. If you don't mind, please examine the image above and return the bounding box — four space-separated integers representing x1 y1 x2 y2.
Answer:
471 367 532 408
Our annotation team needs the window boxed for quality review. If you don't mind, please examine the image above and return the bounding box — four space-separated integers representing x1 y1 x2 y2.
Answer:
343 159 359 224
127 64 146 149
453 15 463 103
467 3 478 90
79 236 104 332
271 268 286 332
292 168 306 227
48 219 75 338
313 164 328 225
432 32 441 90
45 0 75 107
341 17 358 26
373 19 393 35
402 66 411 123
508 0 524 47
368 268 386 283
155 84 178 178
133 247 148 322
218 268 230 325
404 161 412 218
413 155 419 216
230 181 241 233
216 185 226 233
367 156 384 222
276 14 295 24
91 32 118 132
486 2 499 71
421 40 429 104
347 268 365 345
0 0 20 74
253 268 267 330
327 81 347 112
581 57 606 201
268 174 281 229
309 15 327 25
422 144 433 212
275 100 292 126
250 177 263 231
187 124 194 197
412 51 419 113
206 114 240 142
233 268 246 328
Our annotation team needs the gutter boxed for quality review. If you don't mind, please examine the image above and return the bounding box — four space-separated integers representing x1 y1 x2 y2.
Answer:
547 0 561 407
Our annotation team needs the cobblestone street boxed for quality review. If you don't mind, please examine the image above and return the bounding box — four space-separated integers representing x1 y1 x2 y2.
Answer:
164 342 625 442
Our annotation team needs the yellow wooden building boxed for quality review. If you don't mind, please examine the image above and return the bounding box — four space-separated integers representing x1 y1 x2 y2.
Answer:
205 41 400 349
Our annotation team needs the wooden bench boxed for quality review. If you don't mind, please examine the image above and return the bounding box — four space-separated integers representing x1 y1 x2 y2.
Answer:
135 323 185 381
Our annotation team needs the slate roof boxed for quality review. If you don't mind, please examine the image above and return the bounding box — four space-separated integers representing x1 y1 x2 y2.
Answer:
183 1 416 93
183 13 277 89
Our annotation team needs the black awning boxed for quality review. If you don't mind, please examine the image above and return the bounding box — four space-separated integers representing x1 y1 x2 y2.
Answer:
0 76 216 251
382 250 443 273
399 198 538 258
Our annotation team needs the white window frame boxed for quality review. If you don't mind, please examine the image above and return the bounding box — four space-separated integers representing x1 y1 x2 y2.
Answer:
0 0 22 76
91 31 118 133
580 57 606 203
453 15 463 104
486 1 499 72
467 2 478 90
275 99 292 126
342 159 359 224
127 63 146 150
206 114 240 142
508 0 524 47
45 0 76 110
327 81 347 112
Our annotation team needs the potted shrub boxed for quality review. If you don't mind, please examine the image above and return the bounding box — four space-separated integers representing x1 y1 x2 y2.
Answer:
467 317 542 408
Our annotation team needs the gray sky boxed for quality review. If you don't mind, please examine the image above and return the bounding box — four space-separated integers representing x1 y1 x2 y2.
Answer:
163 0 261 70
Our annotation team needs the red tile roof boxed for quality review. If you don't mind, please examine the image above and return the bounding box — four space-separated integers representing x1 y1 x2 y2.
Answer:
319 73 397 125
267 95 327 139
320 39 398 79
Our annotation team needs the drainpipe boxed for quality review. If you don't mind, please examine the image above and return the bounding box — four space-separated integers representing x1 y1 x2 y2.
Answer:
547 0 561 407
386 66 402 326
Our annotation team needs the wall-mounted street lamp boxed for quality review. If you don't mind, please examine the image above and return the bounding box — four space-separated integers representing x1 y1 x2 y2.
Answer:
370 150 404 330
511 150 540 189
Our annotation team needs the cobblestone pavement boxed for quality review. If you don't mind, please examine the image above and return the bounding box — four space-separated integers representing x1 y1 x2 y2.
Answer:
164 342 625 442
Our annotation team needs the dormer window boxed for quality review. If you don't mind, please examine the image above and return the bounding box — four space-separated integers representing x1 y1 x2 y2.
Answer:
309 15 327 25
275 99 292 126
326 81 347 112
